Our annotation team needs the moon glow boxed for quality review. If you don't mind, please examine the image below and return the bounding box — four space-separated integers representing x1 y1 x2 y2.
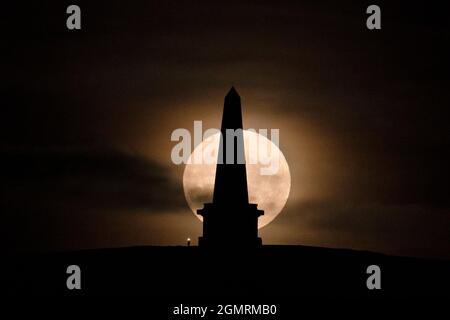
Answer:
183 130 291 229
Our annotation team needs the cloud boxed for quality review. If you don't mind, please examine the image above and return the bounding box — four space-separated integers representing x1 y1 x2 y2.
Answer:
262 199 450 259
1 147 193 252
1 147 186 212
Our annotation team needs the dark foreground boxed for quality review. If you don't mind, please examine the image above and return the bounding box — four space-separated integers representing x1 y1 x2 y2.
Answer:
5 245 449 297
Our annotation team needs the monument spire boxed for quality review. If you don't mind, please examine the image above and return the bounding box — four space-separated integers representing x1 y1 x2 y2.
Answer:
213 87 249 205
198 87 263 247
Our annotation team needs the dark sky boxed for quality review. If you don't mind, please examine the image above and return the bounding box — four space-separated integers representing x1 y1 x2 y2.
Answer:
2 1 449 258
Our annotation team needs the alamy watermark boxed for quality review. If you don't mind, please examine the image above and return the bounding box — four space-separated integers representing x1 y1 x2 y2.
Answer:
171 121 280 175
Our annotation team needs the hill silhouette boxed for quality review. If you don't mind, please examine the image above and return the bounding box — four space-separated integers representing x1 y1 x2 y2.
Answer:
6 245 449 296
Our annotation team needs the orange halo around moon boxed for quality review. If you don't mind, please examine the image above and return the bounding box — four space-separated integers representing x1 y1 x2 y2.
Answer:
183 130 291 229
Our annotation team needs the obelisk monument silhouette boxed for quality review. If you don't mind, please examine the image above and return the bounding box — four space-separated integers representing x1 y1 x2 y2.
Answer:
198 87 263 247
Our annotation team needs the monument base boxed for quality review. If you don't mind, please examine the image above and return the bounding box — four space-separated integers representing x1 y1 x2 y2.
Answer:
197 202 263 248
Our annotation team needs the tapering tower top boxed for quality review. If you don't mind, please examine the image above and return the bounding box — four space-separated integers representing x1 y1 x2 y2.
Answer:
225 86 240 100
213 87 249 205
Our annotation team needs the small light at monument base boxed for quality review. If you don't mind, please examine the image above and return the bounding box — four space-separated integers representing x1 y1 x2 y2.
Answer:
187 238 191 246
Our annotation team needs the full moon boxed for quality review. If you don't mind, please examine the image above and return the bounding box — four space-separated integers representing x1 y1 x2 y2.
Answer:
183 130 291 229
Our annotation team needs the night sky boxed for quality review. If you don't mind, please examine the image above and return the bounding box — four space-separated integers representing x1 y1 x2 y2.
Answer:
2 1 449 258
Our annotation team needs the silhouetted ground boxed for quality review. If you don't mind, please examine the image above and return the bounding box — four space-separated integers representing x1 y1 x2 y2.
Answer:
5 245 449 297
